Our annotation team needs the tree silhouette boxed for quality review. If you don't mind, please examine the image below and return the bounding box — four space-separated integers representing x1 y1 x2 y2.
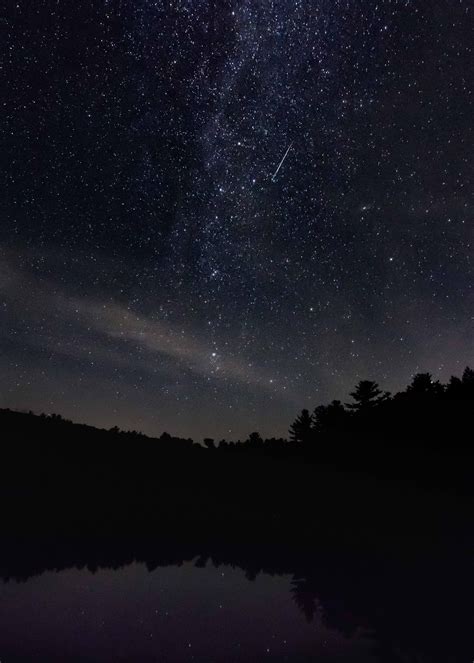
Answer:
247 432 264 449
346 381 387 412
291 578 318 623
289 409 313 444
406 372 443 397
313 400 347 435
203 438 215 450
446 375 463 398
462 366 474 396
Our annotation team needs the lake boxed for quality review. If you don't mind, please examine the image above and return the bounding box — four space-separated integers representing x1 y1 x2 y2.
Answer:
0 537 471 662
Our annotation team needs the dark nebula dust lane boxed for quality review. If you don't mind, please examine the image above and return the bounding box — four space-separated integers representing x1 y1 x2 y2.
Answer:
1 1 472 439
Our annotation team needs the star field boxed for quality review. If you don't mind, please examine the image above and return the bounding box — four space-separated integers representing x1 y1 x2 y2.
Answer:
1 0 472 439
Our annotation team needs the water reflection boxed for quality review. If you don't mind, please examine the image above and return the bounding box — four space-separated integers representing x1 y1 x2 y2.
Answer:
0 560 377 662
0 538 471 662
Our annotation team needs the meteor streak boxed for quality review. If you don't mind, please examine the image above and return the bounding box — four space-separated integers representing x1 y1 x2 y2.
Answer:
271 142 293 181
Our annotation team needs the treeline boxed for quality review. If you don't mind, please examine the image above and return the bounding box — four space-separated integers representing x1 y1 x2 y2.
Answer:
0 365 471 529
1 366 472 461
206 367 473 457
288 366 474 448
0 366 472 594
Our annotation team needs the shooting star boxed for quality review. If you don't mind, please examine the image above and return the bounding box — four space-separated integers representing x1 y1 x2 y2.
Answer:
271 141 293 182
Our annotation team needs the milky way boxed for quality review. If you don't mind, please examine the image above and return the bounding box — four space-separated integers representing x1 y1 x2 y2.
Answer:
1 1 472 439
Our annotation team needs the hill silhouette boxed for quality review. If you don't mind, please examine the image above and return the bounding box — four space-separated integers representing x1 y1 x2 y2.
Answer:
0 366 472 542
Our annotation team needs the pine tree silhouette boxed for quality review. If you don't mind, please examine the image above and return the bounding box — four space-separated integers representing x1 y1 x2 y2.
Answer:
289 409 313 444
346 380 388 411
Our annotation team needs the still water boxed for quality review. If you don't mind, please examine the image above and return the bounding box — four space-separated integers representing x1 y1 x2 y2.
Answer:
0 544 470 662
0 560 376 662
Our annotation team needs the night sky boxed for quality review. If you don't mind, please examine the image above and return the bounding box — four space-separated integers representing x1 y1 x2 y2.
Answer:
1 1 472 440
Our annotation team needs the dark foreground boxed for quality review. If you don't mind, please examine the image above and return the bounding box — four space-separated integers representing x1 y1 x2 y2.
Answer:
0 408 472 661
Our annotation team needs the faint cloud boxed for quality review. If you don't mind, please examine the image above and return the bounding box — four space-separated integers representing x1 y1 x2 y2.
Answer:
0 249 287 396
